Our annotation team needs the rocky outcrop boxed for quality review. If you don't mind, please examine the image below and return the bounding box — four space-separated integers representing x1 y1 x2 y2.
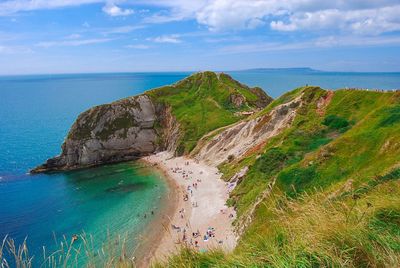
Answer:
31 71 272 173
249 86 274 108
31 95 178 173
230 94 245 107
194 94 303 166
159 105 181 153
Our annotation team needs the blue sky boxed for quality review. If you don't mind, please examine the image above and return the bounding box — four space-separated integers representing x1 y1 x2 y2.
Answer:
0 0 400 74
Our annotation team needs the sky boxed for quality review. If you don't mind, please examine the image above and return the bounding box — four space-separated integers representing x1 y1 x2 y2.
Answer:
0 0 400 74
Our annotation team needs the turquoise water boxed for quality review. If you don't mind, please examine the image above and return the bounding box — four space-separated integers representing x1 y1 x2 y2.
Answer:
0 73 189 264
0 71 399 264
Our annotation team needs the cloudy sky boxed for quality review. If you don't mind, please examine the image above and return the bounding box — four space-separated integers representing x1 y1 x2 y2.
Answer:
0 0 400 74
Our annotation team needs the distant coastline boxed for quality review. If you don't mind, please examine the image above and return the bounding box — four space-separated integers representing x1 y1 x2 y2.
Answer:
2 67 400 78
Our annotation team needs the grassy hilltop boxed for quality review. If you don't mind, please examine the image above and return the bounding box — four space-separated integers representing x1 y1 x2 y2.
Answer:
163 87 400 267
146 71 272 154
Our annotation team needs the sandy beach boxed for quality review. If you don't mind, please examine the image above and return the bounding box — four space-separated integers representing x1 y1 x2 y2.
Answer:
139 151 237 266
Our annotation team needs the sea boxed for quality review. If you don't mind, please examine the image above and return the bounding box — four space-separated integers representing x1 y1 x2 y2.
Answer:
0 70 399 265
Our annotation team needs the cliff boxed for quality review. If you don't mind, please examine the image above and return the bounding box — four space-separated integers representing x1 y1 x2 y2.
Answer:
31 71 272 173
167 86 400 267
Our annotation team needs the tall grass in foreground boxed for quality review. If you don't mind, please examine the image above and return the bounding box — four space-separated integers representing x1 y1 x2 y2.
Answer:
159 180 400 267
0 233 135 268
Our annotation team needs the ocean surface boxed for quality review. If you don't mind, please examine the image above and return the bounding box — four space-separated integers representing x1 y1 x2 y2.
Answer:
0 70 399 264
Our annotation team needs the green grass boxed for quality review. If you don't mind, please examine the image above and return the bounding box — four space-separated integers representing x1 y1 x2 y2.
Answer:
322 114 350 131
160 88 400 267
162 179 400 267
146 71 272 154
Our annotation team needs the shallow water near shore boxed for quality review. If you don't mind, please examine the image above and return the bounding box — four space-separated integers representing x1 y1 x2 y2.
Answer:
0 71 399 265
0 162 168 264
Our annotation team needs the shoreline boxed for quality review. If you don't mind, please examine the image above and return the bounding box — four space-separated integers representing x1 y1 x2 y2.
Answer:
133 157 181 267
139 152 237 267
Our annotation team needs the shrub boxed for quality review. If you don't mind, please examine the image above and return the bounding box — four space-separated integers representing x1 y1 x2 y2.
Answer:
278 165 318 195
322 114 349 131
255 148 287 176
379 106 400 127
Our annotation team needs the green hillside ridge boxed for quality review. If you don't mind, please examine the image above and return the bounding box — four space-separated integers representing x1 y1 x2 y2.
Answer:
162 87 400 267
31 71 273 173
146 71 272 154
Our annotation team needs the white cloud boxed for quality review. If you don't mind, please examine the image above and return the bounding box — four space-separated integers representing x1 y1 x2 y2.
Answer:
147 34 181 43
142 1 204 24
102 25 144 35
314 35 400 47
1 0 400 36
125 44 149 49
36 38 111 48
0 45 32 54
0 0 133 17
65 34 81 39
102 3 134 17
195 1 277 31
139 0 400 35
0 0 104 15
219 35 400 54
270 5 400 35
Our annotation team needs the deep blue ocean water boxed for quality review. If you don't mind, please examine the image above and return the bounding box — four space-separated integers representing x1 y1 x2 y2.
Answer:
0 70 399 264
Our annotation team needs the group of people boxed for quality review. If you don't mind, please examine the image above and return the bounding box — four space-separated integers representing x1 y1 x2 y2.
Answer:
171 166 193 181
203 227 216 241
179 226 221 248
167 159 229 252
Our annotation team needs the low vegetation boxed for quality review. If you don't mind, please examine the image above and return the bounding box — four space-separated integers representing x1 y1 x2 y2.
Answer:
163 87 400 267
146 72 272 154
0 234 134 268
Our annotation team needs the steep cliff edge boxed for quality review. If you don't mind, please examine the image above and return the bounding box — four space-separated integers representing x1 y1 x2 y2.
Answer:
194 93 303 166
32 71 272 173
31 95 173 172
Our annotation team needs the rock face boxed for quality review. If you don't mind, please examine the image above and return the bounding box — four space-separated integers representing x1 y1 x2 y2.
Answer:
194 94 303 166
31 95 179 172
230 94 246 107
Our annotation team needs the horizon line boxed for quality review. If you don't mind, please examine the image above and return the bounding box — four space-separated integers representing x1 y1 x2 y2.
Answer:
1 68 400 77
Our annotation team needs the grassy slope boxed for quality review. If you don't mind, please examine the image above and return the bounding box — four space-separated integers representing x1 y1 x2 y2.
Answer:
163 87 400 267
146 71 269 154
